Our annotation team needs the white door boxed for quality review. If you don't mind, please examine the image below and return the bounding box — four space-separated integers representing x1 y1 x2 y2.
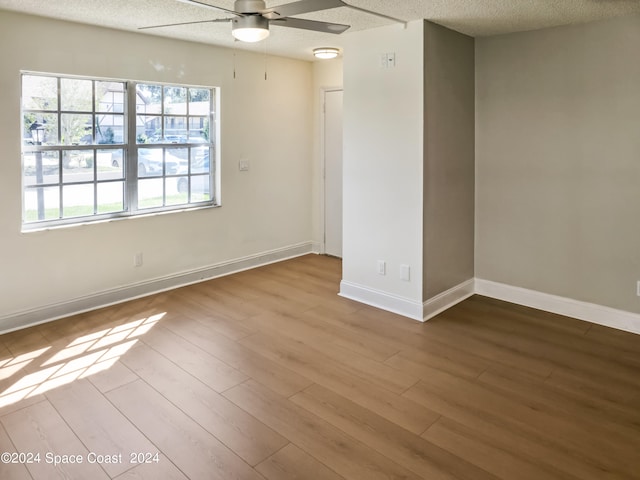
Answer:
324 89 343 258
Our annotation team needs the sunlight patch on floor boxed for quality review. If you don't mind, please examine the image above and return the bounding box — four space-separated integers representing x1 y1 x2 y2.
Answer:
0 312 165 408
0 347 51 381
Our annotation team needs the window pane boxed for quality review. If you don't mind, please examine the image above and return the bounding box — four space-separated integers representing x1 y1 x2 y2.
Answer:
137 148 164 177
61 78 93 112
164 86 187 115
188 117 208 142
96 82 125 113
136 115 160 143
62 150 94 183
61 113 93 145
189 88 210 115
23 113 58 146
166 148 187 175
176 176 188 195
191 175 211 202
23 151 60 185
166 177 188 206
63 184 94 217
24 186 60 222
96 114 124 144
97 149 124 180
22 75 57 111
23 115 41 146
97 181 124 213
164 117 187 143
191 147 210 173
138 178 163 209
136 84 162 114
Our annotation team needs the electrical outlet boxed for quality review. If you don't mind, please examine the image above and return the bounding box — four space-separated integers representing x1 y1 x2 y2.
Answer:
134 252 143 267
637 280 640 297
377 260 386 275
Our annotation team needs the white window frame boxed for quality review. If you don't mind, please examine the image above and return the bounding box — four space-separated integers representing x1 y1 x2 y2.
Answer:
21 72 219 231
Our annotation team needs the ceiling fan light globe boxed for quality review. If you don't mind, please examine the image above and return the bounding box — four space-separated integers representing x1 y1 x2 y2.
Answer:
232 15 269 42
232 27 270 42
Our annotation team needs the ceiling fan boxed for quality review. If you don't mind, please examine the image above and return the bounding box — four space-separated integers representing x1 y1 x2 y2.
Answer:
140 0 350 42
140 0 405 43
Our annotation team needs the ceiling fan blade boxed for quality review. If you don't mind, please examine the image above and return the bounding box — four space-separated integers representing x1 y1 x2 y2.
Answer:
263 0 347 19
270 17 349 34
139 18 233 30
175 0 240 15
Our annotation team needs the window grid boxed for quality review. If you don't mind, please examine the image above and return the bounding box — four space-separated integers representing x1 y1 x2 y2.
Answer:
21 73 217 229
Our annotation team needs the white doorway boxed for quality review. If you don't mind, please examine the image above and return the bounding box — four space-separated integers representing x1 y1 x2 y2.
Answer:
323 89 343 258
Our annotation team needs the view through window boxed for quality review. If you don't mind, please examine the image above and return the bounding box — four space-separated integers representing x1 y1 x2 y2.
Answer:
21 73 218 229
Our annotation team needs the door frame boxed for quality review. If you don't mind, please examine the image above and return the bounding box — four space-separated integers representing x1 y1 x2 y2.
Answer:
320 87 343 257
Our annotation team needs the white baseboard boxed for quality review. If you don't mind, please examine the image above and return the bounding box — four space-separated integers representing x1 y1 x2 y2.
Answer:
5 249 639 337
339 281 424 321
339 278 475 323
0 242 315 335
423 279 475 321
310 241 322 254
340 276 640 335
475 278 640 335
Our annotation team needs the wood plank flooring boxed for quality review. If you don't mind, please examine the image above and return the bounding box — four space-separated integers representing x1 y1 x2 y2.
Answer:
0 254 639 479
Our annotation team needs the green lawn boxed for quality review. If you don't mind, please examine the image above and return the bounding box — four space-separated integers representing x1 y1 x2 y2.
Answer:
24 193 211 222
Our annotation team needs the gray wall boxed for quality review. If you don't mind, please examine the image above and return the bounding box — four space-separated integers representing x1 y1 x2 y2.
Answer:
475 15 640 313
423 21 475 299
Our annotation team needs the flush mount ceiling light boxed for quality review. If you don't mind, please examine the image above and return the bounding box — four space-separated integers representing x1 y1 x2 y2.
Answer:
313 47 340 59
232 15 270 43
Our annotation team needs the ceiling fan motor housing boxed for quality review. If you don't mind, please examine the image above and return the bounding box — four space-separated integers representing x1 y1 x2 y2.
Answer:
234 0 267 13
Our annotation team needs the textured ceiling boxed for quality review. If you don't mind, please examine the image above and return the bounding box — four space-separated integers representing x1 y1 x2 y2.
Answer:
1 0 639 60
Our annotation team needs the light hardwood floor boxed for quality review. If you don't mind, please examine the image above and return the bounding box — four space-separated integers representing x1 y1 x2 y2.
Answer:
0 254 639 479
